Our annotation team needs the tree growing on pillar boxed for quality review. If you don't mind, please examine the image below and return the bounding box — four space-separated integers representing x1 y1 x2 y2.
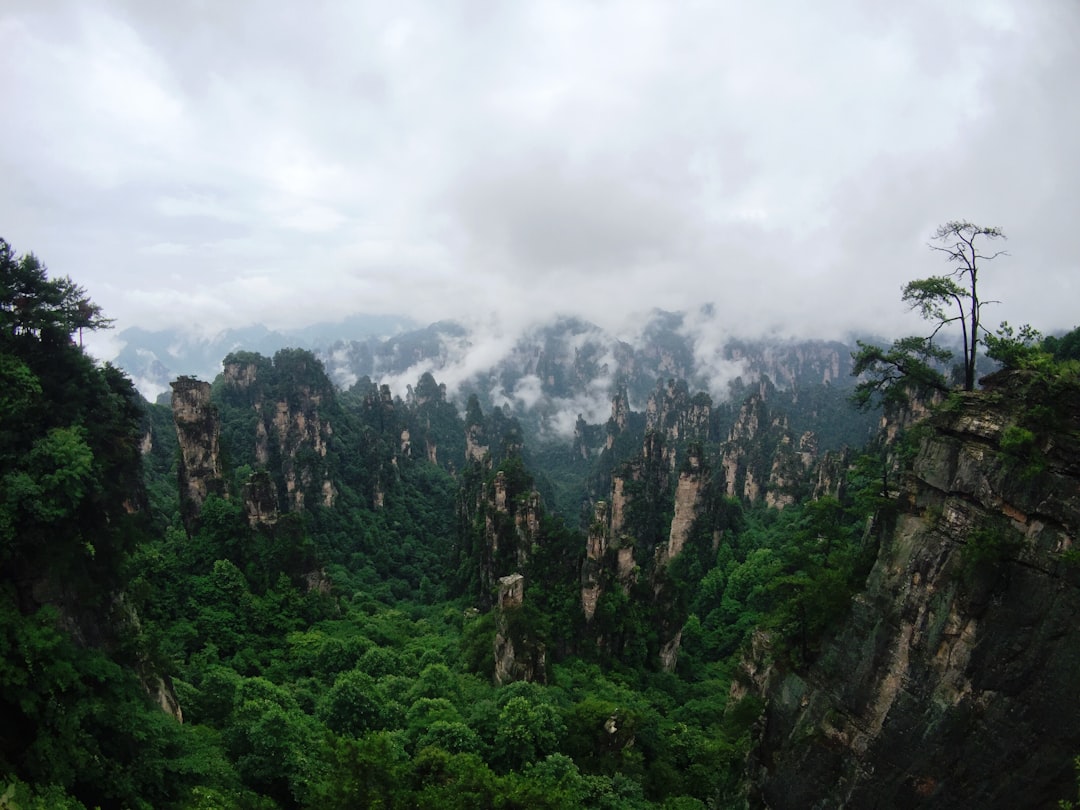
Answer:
909 221 1007 391
852 221 1007 408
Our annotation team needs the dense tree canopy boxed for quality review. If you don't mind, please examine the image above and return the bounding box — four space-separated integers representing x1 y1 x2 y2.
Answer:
0 236 913 808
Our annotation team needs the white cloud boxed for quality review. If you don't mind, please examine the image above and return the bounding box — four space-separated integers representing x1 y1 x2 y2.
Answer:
1 0 1077 346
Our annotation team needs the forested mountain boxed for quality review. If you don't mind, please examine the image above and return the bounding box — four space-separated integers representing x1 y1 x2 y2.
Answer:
4 239 1080 808
112 310 876 449
746 368 1080 808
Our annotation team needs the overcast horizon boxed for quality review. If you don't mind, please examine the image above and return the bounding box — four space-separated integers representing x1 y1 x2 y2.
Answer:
3 1 1079 358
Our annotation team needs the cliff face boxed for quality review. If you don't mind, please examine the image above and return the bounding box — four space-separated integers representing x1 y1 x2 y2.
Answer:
223 357 337 512
583 369 844 671
645 379 711 467
171 351 362 537
477 466 542 599
719 382 822 508
583 423 711 670
606 387 631 451
170 377 225 531
763 431 817 510
664 444 707 564
724 339 849 389
462 451 547 683
581 501 610 623
404 371 467 470
746 372 1080 809
493 573 546 685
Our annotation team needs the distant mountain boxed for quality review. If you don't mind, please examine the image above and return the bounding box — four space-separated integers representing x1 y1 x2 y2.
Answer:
112 313 416 401
112 308 875 446
316 311 866 446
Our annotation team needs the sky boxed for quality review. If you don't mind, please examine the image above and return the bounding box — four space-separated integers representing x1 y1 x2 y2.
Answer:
3 0 1079 358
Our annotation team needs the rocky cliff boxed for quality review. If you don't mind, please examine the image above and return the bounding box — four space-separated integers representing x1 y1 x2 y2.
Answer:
718 379 823 508
724 338 849 390
222 353 337 512
170 376 225 532
456 407 550 682
645 378 712 471
745 370 1080 808
493 573 547 685
582 371 849 671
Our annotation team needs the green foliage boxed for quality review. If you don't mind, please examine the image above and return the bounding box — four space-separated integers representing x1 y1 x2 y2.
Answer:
3 235 954 807
985 321 1049 371
317 669 394 737
999 425 1043 478
850 336 951 410
492 695 566 772
982 343 1080 482
852 221 1006 404
1044 326 1080 362
0 778 88 809
309 731 409 809
961 521 1024 571
0 239 112 343
1058 755 1080 810
0 589 237 809
221 676 325 806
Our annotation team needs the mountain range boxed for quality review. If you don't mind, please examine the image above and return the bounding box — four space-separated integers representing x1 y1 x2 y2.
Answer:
113 309 878 447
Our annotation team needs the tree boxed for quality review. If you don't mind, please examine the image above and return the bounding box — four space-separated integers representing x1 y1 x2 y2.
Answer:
492 695 565 772
1042 325 1080 363
910 221 1007 391
0 239 112 344
851 221 1006 408
317 669 392 738
851 336 952 410
983 322 1048 371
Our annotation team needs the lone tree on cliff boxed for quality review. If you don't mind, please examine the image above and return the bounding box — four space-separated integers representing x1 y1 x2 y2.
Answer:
852 221 1007 408
907 221 1007 391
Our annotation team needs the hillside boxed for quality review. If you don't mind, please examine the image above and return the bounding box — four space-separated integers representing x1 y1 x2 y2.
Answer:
4 240 1080 808
111 311 875 447
744 368 1080 808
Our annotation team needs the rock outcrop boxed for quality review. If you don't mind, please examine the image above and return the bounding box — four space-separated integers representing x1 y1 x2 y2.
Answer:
664 444 707 564
719 381 825 508
583 427 708 670
581 502 611 622
221 353 337 512
764 430 817 509
644 379 711 469
170 376 225 532
493 573 547 685
725 339 849 389
477 465 542 599
465 395 490 464
746 371 1080 809
242 470 278 527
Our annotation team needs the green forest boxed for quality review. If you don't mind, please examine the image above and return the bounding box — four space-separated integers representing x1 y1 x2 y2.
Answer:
3 236 1080 809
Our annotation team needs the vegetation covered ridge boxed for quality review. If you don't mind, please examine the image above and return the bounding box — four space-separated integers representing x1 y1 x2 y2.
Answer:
3 228 1079 808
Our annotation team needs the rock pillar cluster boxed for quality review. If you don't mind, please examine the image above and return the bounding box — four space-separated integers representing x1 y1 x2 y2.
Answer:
170 377 224 532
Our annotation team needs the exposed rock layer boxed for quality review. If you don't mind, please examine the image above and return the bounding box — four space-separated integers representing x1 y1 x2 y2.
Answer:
170 377 224 531
747 373 1080 809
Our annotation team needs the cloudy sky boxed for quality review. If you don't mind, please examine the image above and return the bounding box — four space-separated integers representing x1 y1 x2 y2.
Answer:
3 0 1078 353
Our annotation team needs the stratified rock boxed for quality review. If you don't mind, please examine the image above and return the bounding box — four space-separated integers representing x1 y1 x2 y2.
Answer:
606 386 631 451
746 371 1080 809
242 470 278 526
664 445 706 564
493 573 546 685
581 502 610 622
170 376 224 532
